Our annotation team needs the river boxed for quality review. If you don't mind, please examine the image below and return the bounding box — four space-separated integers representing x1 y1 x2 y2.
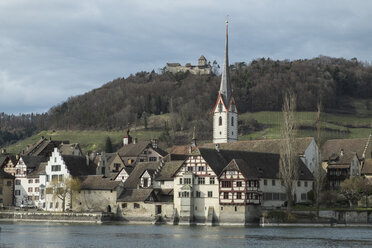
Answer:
1 222 372 248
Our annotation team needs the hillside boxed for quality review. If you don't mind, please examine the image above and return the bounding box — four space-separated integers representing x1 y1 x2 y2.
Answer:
2 56 372 149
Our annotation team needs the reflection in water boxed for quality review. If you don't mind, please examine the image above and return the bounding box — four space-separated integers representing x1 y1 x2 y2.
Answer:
0 223 372 248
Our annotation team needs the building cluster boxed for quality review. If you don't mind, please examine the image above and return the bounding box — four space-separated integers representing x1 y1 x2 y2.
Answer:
166 55 212 75
1 21 372 225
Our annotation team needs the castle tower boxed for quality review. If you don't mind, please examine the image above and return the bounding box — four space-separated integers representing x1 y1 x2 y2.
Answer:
212 20 238 144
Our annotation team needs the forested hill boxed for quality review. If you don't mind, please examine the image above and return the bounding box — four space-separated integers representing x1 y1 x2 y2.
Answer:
1 56 372 147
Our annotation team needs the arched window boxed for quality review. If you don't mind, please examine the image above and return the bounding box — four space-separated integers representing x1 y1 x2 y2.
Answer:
219 116 222 126
231 116 234 126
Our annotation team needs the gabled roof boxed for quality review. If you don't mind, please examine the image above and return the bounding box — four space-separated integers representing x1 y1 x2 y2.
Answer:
117 188 155 202
62 155 96 177
162 153 188 162
117 141 150 157
362 158 372 175
322 138 370 161
21 156 49 169
155 161 184 181
152 147 168 157
28 162 47 178
123 162 160 189
202 137 314 155
0 155 8 167
80 175 121 190
0 168 15 179
59 143 83 156
169 145 190 155
22 138 64 157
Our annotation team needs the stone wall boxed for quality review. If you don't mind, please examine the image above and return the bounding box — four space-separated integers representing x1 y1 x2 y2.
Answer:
118 202 174 223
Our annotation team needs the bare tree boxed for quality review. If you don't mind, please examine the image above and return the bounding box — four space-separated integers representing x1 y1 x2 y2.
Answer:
51 177 81 212
313 102 326 217
279 91 298 212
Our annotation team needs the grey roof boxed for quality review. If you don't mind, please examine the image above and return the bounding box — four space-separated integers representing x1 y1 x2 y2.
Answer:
123 162 160 189
194 148 313 180
22 156 49 169
219 21 231 106
80 175 121 190
163 153 188 162
322 138 370 161
59 143 82 156
62 155 96 177
23 138 64 157
155 161 184 181
166 63 181 67
28 162 47 178
117 141 150 157
202 137 314 155
0 155 8 167
117 188 155 202
153 147 168 157
362 158 372 175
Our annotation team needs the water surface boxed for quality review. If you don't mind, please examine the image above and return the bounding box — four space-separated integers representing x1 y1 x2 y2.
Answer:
1 222 372 248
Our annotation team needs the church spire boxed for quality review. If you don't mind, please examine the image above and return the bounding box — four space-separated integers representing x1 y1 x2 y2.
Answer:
219 19 231 106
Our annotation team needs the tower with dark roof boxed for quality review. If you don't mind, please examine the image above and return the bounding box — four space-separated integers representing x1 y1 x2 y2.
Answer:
212 20 238 144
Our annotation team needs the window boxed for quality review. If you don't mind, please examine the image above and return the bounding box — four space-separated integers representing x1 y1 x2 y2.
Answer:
59 175 63 182
297 181 301 187
221 181 231 188
208 191 213 197
35 187 39 192
272 180 276 186
15 190 20 195
196 191 201 198
219 116 222 126
55 202 59 209
101 167 106 175
16 169 20 175
235 206 237 212
187 167 193 172
46 175 49 182
6 181 11 186
54 157 57 163
223 192 229 199
35 179 39 184
210 177 215 184
121 203 127 208
114 163 121 172
179 178 183 184
198 166 205 172
198 177 205 184
28 187 33 193
149 157 157 161
52 175 58 182
236 181 242 187
264 179 267 186
184 178 191 184
34 196 39 201
134 203 140 209
304 181 308 187
28 179 33 184
236 192 242 199
15 180 21 185
52 165 61 172
231 116 234 126
50 202 53 208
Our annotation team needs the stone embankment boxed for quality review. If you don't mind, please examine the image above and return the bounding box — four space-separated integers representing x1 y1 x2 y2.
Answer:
0 210 114 223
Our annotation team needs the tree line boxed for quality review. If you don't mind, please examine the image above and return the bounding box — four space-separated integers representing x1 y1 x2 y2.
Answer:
1 56 372 147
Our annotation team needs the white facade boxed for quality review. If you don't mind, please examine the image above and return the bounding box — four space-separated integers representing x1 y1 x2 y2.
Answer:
213 99 238 144
114 168 130 183
173 155 220 222
301 138 320 174
44 148 72 211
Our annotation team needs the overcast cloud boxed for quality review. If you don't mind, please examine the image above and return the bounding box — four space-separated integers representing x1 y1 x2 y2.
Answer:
1 0 371 114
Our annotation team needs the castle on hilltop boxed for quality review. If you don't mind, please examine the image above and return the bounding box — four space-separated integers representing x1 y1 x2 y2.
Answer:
166 55 212 75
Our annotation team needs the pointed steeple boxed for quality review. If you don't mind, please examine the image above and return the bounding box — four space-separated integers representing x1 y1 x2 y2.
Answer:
219 19 232 106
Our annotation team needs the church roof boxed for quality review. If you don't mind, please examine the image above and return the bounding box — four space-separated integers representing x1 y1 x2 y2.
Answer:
219 21 232 106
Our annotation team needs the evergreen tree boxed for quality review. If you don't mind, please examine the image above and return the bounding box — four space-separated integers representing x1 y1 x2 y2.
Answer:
104 136 113 153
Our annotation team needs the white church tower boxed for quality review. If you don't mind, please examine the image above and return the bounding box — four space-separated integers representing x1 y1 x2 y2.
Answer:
213 20 238 144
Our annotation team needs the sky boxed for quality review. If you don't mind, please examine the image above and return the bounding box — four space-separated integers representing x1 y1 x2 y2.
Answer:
1 0 372 114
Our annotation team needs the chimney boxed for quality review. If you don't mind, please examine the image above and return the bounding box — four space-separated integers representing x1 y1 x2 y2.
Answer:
133 138 137 144
191 126 197 147
340 149 344 157
1 148 6 154
215 144 220 152
85 155 90 166
26 145 30 151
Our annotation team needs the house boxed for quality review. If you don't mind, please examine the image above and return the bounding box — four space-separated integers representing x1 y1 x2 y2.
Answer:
58 143 83 156
117 188 174 223
202 137 319 174
96 152 129 180
322 137 372 189
73 175 123 213
0 153 18 176
21 137 84 157
117 137 168 167
44 148 96 211
123 162 160 189
14 156 48 207
173 147 313 224
0 168 15 207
